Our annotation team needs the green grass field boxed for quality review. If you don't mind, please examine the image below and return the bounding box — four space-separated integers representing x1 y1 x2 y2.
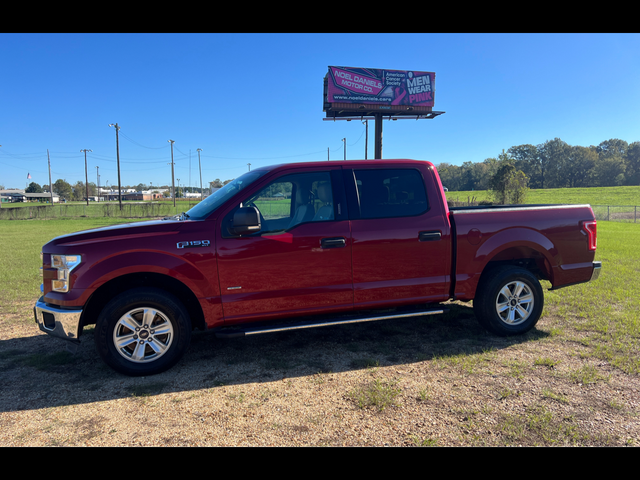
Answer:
0 200 199 220
0 217 138 309
0 199 199 209
2 216 638 374
254 199 291 218
2 186 638 371
544 221 640 373
1 190 639 446
447 185 640 206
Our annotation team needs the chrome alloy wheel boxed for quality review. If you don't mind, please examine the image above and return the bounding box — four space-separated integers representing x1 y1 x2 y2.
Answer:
495 280 534 326
113 307 174 363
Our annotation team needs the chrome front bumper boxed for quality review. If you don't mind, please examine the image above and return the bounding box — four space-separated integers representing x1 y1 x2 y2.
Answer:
34 296 83 344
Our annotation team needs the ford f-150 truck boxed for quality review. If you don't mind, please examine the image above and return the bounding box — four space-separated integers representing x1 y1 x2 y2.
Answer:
34 160 601 376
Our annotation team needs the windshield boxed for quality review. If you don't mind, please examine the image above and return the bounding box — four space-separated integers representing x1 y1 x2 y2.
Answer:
186 170 269 220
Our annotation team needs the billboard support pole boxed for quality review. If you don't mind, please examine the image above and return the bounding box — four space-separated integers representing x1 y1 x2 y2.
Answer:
374 113 383 159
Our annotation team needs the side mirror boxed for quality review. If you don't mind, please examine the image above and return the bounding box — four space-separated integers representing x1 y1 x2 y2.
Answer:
231 206 261 236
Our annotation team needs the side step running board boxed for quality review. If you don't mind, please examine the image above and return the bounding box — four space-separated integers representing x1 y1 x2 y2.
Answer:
215 308 447 339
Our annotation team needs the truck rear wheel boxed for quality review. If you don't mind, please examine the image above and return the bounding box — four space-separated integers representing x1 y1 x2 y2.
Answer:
473 266 544 336
95 287 191 376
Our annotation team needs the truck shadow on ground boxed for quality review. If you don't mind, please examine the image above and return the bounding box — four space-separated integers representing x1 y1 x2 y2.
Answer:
0 303 549 412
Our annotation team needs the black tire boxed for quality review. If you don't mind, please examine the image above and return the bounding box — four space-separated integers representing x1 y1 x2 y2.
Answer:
473 266 544 336
95 287 192 376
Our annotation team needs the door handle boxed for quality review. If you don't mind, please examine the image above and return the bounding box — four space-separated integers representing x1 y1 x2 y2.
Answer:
419 231 441 242
321 237 346 249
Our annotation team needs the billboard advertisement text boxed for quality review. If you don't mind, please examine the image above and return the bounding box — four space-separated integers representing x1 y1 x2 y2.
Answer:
326 66 435 108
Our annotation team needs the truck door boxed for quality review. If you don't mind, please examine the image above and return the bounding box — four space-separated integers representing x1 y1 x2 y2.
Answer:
215 167 352 324
345 166 451 308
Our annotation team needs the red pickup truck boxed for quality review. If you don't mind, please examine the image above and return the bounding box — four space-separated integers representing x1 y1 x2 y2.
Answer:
35 160 601 376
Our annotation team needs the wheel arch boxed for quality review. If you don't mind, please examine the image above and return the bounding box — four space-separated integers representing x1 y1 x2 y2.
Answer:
80 272 206 332
480 245 554 285
454 226 559 301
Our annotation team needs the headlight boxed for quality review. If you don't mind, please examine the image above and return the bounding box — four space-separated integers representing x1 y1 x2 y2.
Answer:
51 254 82 292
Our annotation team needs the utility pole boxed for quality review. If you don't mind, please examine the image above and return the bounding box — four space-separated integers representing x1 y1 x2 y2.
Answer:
47 149 53 205
362 119 369 159
342 138 346 160
197 148 203 201
247 163 251 171
177 178 180 200
108 123 122 210
80 149 92 205
168 140 176 208
95 166 100 201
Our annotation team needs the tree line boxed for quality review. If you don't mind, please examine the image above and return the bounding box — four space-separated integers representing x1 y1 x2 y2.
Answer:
436 138 640 192
17 138 637 202
25 180 100 201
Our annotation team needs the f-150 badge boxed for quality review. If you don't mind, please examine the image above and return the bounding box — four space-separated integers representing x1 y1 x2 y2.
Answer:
177 240 211 249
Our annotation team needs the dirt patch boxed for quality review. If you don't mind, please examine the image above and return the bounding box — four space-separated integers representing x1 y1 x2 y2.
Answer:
1 301 638 446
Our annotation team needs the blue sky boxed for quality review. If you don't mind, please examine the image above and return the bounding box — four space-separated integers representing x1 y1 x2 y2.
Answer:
1 33 639 190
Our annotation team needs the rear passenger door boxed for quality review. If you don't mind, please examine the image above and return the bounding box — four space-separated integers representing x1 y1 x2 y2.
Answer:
345 165 451 308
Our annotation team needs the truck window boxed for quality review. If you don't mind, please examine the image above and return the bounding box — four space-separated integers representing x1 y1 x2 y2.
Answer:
186 170 268 220
226 171 335 235
354 169 428 219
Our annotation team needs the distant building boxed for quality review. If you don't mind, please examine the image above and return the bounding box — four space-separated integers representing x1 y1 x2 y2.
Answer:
103 191 163 201
184 192 204 199
25 193 60 203
0 190 60 203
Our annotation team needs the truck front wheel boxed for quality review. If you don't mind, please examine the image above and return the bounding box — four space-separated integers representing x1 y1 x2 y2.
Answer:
474 266 544 336
95 287 192 376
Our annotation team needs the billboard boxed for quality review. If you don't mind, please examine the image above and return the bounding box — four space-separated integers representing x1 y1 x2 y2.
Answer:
325 66 435 115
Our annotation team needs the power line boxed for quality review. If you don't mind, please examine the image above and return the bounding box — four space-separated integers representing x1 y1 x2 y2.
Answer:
1 123 373 187
119 131 170 150
174 146 192 158
199 150 329 161
88 153 171 164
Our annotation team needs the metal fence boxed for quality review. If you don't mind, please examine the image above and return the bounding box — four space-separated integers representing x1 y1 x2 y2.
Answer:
446 201 639 223
0 202 199 220
591 205 640 223
2 201 638 223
